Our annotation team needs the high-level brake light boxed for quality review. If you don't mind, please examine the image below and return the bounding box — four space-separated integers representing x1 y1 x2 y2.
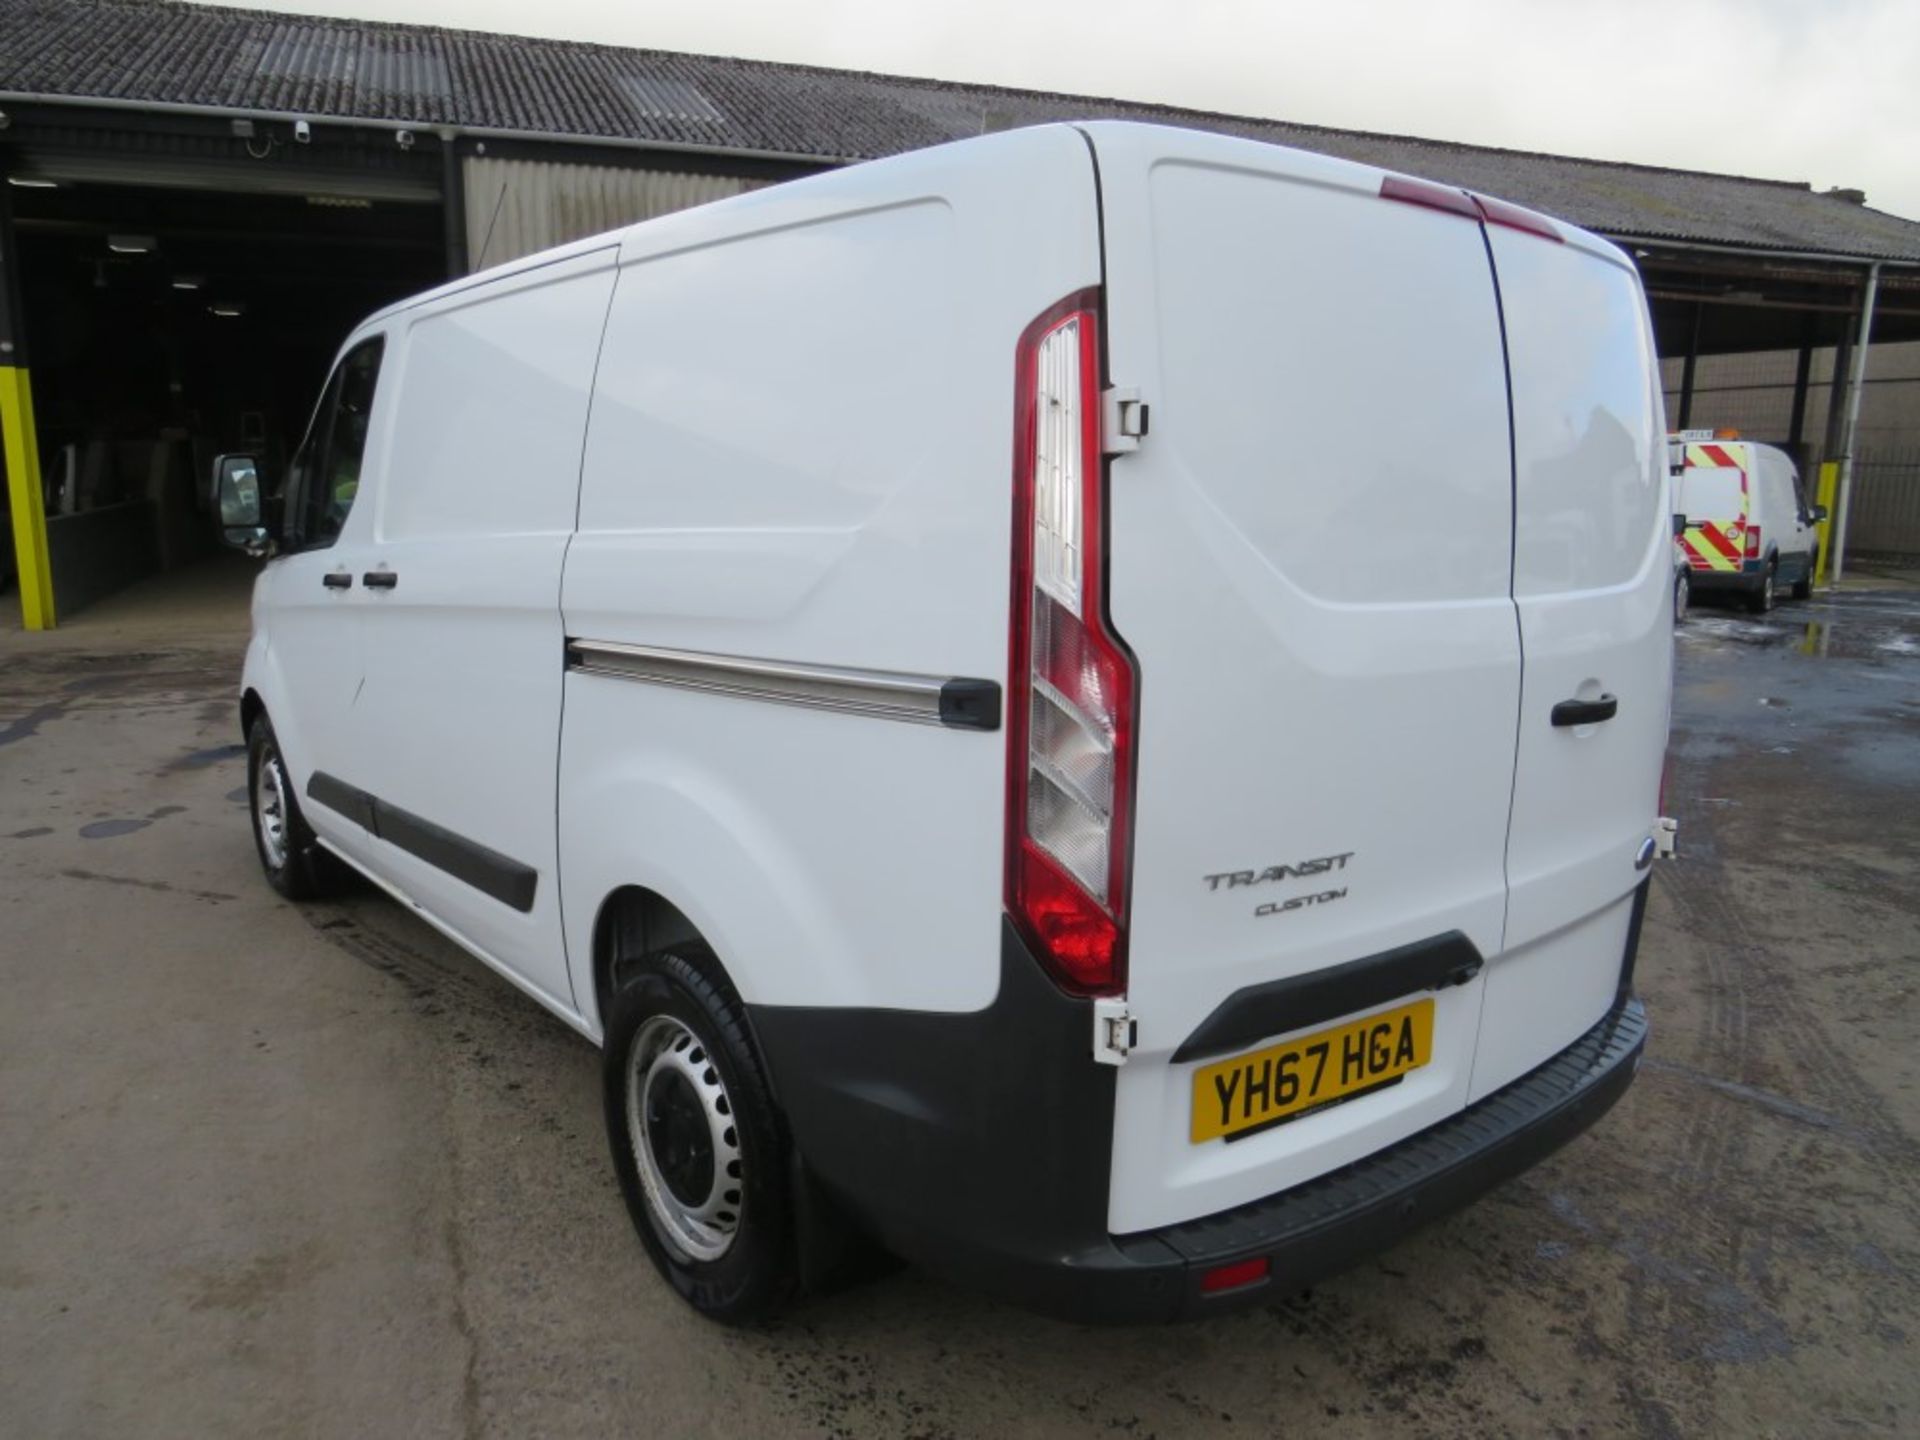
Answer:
1379 176 1564 243
1006 293 1138 997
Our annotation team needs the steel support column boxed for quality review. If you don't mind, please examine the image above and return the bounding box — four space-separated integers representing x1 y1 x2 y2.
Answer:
1787 314 1815 455
440 133 467 278
1676 301 1703 429
1829 263 1880 586
0 172 55 629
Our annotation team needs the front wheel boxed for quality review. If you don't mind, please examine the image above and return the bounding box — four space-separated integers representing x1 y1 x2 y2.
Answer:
1791 552 1815 600
1673 569 1690 623
247 715 334 900
603 947 795 1322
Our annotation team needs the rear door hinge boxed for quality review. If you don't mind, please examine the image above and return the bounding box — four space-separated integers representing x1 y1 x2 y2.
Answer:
1093 998 1137 1066
1102 387 1148 455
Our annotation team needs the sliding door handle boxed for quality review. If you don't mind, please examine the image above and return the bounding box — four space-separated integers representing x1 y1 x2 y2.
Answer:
362 571 398 590
322 571 353 590
1551 694 1617 727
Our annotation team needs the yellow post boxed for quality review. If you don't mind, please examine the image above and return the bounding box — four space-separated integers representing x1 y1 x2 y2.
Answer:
2 364 55 629
1812 461 1839 589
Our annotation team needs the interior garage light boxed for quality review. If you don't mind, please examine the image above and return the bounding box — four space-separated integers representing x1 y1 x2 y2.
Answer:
208 302 245 318
171 276 205 291
6 175 58 189
107 234 156 254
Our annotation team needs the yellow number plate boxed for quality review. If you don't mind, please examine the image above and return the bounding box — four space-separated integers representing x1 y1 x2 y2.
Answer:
1190 998 1435 1143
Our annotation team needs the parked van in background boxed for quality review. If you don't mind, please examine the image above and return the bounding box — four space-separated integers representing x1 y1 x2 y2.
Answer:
1673 432 1825 612
216 122 1671 1324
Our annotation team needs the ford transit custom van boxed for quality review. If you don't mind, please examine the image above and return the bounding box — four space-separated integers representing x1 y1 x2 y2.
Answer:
217 122 1671 1323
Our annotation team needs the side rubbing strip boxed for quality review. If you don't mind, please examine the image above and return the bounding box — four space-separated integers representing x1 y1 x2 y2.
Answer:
305 772 538 913
1172 931 1485 1064
565 639 1002 731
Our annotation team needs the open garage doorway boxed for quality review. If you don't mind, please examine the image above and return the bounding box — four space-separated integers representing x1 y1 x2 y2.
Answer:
5 173 443 623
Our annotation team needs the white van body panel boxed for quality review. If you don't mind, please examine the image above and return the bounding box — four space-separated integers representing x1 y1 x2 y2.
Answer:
1084 123 1522 1233
1474 226 1670 1101
559 126 1104 1015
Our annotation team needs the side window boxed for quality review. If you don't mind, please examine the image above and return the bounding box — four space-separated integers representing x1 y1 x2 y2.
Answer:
284 337 384 552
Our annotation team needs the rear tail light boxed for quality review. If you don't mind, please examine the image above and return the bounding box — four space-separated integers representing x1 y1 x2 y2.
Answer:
1006 293 1138 997
1744 525 1762 559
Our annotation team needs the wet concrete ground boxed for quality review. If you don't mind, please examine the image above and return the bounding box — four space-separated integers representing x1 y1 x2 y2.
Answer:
2 576 1915 1438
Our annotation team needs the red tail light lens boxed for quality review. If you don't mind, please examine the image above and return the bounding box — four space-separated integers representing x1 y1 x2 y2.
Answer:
1200 1256 1271 1295
1745 525 1762 558
1006 293 1137 997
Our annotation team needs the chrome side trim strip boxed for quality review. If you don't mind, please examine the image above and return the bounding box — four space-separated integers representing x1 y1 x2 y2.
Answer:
564 639 1001 731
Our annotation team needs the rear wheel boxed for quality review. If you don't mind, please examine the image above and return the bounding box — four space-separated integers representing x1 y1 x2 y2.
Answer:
603 945 795 1322
1748 561 1777 614
247 715 334 900
1673 569 1690 623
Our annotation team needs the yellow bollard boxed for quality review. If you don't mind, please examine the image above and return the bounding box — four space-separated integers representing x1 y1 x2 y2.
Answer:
1812 461 1839 589
1 364 56 629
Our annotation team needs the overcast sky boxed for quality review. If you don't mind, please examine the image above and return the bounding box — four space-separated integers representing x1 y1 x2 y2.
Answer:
212 0 1920 221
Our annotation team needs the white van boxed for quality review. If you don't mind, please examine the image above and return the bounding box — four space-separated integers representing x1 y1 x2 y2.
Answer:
1672 433 1824 611
217 122 1670 1323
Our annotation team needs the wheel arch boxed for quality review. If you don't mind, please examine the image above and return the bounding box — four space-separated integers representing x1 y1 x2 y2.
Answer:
591 884 739 1038
240 687 266 745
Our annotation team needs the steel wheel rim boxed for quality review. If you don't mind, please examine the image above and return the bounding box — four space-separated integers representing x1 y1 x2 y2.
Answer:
254 749 290 871
626 1014 743 1263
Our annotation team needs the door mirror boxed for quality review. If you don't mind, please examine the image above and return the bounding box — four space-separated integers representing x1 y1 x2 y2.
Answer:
1809 503 1829 523
213 453 272 556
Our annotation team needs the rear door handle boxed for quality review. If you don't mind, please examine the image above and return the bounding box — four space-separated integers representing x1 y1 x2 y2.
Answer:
322 571 353 590
1551 695 1618 727
362 571 398 590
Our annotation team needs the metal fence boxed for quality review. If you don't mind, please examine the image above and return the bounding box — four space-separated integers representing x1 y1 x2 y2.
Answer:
1847 446 1920 561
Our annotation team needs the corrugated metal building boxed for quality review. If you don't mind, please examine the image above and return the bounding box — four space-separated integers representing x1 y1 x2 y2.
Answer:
5 0 1920 624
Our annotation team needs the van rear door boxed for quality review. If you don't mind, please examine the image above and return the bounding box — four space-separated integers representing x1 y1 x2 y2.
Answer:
1675 440 1751 574
1473 221 1670 1100
1082 124 1522 1234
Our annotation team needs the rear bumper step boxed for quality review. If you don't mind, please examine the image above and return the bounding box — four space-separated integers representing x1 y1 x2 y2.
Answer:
1113 994 1646 1320
755 921 1647 1324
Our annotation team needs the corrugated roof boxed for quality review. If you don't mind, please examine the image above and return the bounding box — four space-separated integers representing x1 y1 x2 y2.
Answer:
4 0 1918 262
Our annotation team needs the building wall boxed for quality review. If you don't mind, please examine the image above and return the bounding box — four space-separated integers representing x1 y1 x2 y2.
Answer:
462 157 763 270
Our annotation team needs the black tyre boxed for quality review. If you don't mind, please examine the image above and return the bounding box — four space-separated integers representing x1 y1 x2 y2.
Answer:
246 715 334 900
1673 569 1690 623
603 945 795 1322
1747 561 1777 614
1791 553 1814 600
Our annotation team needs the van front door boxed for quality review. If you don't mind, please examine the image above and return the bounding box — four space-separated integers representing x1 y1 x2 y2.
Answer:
259 335 387 872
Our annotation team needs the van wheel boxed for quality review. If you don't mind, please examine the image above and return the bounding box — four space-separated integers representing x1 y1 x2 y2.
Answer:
247 716 333 900
603 946 795 1322
1748 562 1776 614
1791 556 1814 601
1673 570 1690 623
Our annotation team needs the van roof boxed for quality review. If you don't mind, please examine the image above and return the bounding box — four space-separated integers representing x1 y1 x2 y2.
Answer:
353 120 1624 339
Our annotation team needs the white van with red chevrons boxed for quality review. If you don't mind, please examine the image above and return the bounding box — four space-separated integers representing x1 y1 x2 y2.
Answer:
217 121 1671 1323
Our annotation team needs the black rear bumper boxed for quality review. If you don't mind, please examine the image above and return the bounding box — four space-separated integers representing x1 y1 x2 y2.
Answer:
751 920 1647 1324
